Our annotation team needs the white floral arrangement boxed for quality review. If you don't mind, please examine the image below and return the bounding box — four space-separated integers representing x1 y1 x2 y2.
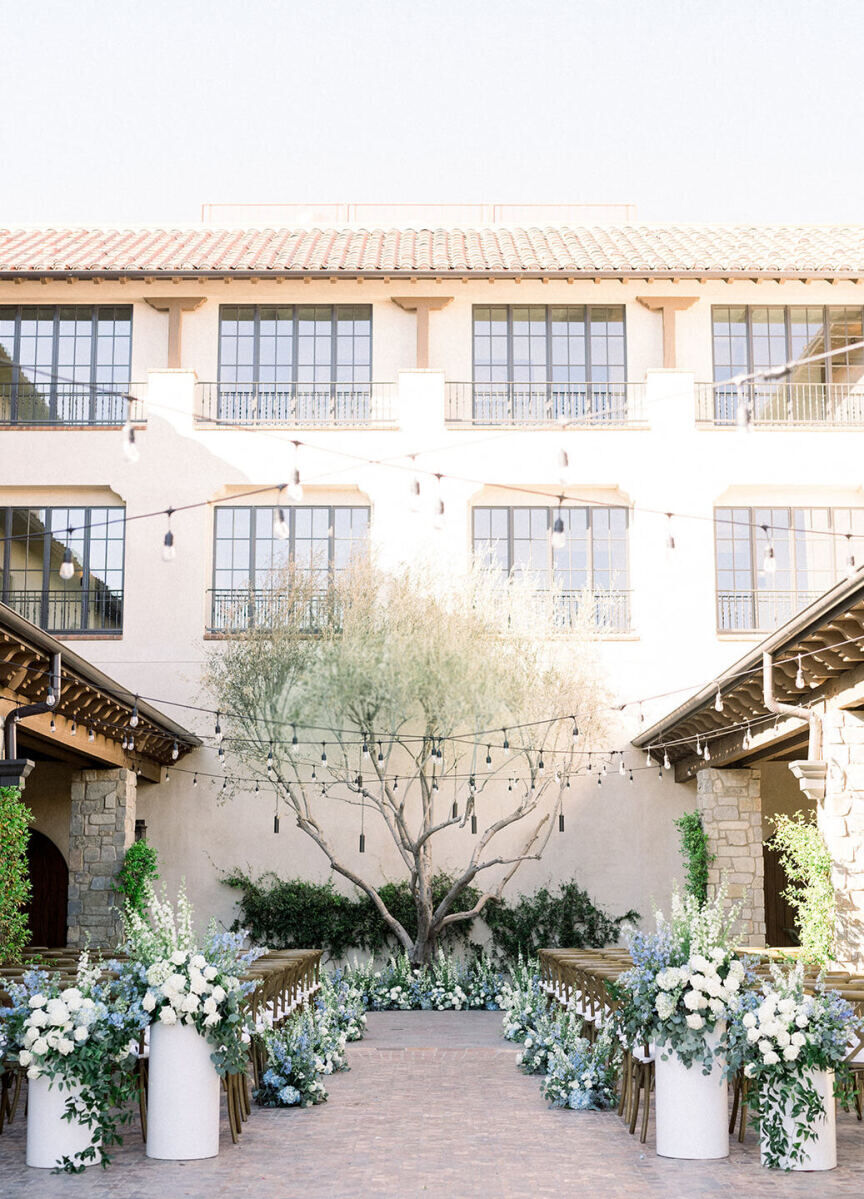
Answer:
119 883 260 1076
616 887 747 1071
726 962 862 1169
0 954 144 1170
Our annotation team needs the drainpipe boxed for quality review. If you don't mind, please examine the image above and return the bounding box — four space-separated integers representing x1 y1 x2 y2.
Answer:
3 651 62 760
762 650 821 759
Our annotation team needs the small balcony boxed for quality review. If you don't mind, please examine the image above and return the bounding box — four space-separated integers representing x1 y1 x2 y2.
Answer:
196 382 397 428
696 381 864 428
208 588 337 633
445 381 646 427
552 589 632 633
717 589 821 633
3 588 124 634
0 382 144 427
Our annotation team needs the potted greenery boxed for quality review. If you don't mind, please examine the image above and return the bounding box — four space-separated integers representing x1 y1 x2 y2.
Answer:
1 953 143 1170
119 884 259 1160
726 963 860 1170
615 887 745 1160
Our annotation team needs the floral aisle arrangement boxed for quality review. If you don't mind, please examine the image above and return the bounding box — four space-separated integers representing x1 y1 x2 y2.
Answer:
119 884 260 1076
616 888 747 1072
344 951 505 1011
500 956 544 1042
726 963 860 1170
542 1026 621 1111
0 954 144 1171
317 970 367 1041
256 1005 350 1108
515 1007 585 1076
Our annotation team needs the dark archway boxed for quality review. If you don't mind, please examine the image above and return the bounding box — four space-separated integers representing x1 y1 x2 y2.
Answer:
25 830 69 948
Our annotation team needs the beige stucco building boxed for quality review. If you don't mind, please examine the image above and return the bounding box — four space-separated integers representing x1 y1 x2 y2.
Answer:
2 210 863 958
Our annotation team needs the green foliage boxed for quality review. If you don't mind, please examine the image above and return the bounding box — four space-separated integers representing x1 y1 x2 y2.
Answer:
674 811 714 904
0 786 32 962
484 879 638 961
766 812 834 963
223 870 480 958
114 840 159 916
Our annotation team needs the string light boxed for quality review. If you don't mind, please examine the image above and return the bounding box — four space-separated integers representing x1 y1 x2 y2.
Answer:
628 770 634 783
665 513 675 553
321 742 327 764
703 742 711 761
192 772 198 786
550 499 566 551
218 746 225 769
122 421 139 463
291 726 298 751
129 699 139 729
761 525 776 575
162 509 175 562
214 713 223 743
714 686 724 713
485 745 492 766
409 456 422 513
618 755 626 777
273 487 289 540
845 533 856 577
557 447 570 485
503 729 510 750
433 474 445 529
377 742 384 764
88 727 95 743
795 655 805 689
571 720 579 743
70 716 77 737
663 749 671 770
695 734 702 756
362 740 369 759
49 717 56 734
59 540 75 581
288 442 303 502
558 811 565 832
743 724 752 750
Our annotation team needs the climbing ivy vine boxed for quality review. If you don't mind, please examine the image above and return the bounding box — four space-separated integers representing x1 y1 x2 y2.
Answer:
673 810 714 904
766 812 834 964
0 785 32 962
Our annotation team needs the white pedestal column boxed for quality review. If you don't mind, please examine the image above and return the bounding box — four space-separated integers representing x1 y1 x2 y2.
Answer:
760 1068 837 1171
26 1076 100 1169
146 1022 221 1160
654 1027 729 1160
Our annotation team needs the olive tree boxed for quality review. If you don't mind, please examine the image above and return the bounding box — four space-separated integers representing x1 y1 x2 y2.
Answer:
205 561 608 964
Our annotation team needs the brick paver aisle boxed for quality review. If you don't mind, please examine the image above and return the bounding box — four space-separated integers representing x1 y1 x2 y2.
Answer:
2 1012 863 1197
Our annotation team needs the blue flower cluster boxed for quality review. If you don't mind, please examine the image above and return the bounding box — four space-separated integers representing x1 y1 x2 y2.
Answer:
344 952 505 1011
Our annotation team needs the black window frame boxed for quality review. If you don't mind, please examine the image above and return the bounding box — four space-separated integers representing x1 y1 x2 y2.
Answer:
0 504 126 634
471 503 631 632
0 305 133 425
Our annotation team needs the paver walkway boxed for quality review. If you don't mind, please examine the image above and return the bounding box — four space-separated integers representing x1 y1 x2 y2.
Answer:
2 1011 863 1197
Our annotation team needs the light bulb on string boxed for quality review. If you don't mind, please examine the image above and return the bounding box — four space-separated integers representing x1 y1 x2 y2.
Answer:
550 499 566 551
761 526 776 575
88 727 95 743
129 735 135 752
311 765 317 781
121 733 128 750
558 811 565 832
220 778 227 795
130 699 139 729
628 770 634 783
59 541 75 581
273 486 289 540
393 776 399 791
218 746 225 769
362 740 369 759
663 749 671 770
796 655 805 689
597 774 602 786
287 442 303 502
214 713 223 744
320 742 327 764
703 742 711 761
409 456 421 513
192 773 198 787
432 771 439 792
50 717 56 734
432 474 445 530
714 686 724 713
46 684 56 708
164 769 170 782
571 720 578 743
290 726 298 752
743 724 752 750
170 738 179 759
557 447 571 485
619 755 626 777
485 745 492 766
162 509 176 562
695 734 702 756
503 729 510 750
70 716 77 737
735 383 752 433
645 750 652 767
122 422 139 463
665 513 676 554
538 756 545 775
377 742 384 764
845 534 857 577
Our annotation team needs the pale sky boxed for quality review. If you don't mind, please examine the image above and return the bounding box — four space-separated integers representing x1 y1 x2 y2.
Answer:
3 0 863 227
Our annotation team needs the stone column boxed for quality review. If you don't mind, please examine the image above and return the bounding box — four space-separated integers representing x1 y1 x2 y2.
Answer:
820 711 864 968
696 766 765 943
67 768 137 948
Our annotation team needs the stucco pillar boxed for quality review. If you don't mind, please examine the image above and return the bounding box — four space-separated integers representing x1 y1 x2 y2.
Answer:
820 711 864 968
697 766 765 943
67 768 137 948
397 369 446 440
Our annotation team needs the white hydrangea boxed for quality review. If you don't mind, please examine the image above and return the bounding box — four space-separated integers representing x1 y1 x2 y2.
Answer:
655 993 676 1020
142 991 157 1012
783 1045 800 1061
685 1013 704 1030
28 994 47 1009
171 950 188 966
742 1012 757 1029
158 1006 178 1026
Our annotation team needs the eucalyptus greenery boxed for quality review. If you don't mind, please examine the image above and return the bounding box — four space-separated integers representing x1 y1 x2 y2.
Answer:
765 812 834 964
673 811 714 904
0 785 32 963
485 879 637 961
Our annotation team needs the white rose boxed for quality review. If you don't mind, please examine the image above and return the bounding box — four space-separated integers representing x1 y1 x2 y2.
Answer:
203 965 218 981
776 1029 791 1048
689 955 710 974
791 1031 806 1047
171 950 188 965
746 1027 761 1043
742 1012 757 1029
28 1009 48 1028
758 1040 773 1056
18 1050 32 1067
710 947 726 963
142 991 157 1012
181 994 199 1013
783 1045 800 1061
28 995 46 1009
60 988 83 1012
795 1012 809 1029
685 1013 704 1030
73 1027 88 1043
763 1050 780 1066
204 1012 220 1027
708 999 725 1019
743 1063 756 1078
189 972 208 996
167 973 187 993
159 1006 178 1026
203 996 218 1015
778 998 796 1015
32 1037 48 1056
58 1038 74 1056
724 976 740 993
683 989 702 1011
211 985 226 1003
190 954 206 970
27 1066 41 1080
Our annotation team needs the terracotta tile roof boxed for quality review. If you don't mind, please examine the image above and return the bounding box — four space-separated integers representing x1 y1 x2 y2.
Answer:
1 224 864 277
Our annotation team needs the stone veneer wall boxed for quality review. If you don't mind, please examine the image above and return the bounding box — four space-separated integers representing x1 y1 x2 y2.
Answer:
67 768 136 948
820 710 864 968
696 766 766 944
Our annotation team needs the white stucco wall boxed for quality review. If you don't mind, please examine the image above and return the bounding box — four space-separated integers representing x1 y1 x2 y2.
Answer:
3 274 863 931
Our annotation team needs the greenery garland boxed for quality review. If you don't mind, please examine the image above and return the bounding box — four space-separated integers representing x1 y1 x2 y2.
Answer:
765 813 834 964
114 840 159 917
0 785 32 963
673 811 714 904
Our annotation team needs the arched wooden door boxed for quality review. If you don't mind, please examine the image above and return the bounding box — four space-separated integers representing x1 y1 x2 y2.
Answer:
25 831 69 948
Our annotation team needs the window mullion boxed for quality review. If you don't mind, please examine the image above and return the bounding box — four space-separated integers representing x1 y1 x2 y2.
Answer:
330 310 338 419
1 507 10 600
749 509 758 629
42 511 51 630
80 509 91 632
50 309 60 420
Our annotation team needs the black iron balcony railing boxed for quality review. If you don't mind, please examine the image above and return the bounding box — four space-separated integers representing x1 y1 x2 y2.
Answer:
208 588 338 633
697 381 864 427
446 382 646 427
717 589 822 633
2 588 124 633
0 382 144 427
197 382 397 427
551 589 632 633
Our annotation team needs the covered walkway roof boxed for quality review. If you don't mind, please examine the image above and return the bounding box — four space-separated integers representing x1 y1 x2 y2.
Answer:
632 576 864 782
0 601 199 782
